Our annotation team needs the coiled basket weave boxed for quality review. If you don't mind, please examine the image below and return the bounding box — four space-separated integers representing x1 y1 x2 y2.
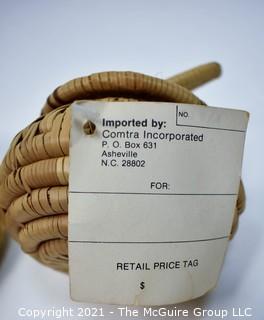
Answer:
0 62 245 272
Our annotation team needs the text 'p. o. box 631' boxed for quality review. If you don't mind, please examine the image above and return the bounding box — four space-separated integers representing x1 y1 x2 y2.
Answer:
68 101 249 306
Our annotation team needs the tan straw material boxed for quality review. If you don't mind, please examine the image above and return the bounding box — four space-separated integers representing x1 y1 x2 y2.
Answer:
0 63 246 272
167 62 222 90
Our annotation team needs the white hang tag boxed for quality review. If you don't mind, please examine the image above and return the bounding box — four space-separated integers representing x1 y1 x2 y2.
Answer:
68 101 249 306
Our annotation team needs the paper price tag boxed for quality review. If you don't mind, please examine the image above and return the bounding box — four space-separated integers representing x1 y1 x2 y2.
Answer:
69 101 248 305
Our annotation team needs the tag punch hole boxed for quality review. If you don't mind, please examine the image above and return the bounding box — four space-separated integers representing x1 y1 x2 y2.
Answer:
83 120 96 135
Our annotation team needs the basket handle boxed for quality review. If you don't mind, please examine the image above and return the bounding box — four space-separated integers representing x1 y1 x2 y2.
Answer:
167 62 221 90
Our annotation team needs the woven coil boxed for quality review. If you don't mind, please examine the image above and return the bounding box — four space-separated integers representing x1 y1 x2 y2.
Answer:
0 63 245 272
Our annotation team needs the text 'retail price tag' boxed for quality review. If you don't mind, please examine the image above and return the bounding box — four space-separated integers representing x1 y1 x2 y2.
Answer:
69 101 249 306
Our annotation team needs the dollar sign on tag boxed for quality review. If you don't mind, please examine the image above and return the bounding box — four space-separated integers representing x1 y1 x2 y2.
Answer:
140 282 145 290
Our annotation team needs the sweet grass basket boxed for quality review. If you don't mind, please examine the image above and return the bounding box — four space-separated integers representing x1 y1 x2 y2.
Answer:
0 62 245 272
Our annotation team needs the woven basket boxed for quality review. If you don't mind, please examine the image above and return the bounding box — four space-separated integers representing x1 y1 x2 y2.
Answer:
0 63 245 272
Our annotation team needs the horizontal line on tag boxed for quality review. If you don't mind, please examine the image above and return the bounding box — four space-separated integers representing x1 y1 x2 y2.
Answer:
69 191 237 196
176 123 246 132
69 236 229 244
